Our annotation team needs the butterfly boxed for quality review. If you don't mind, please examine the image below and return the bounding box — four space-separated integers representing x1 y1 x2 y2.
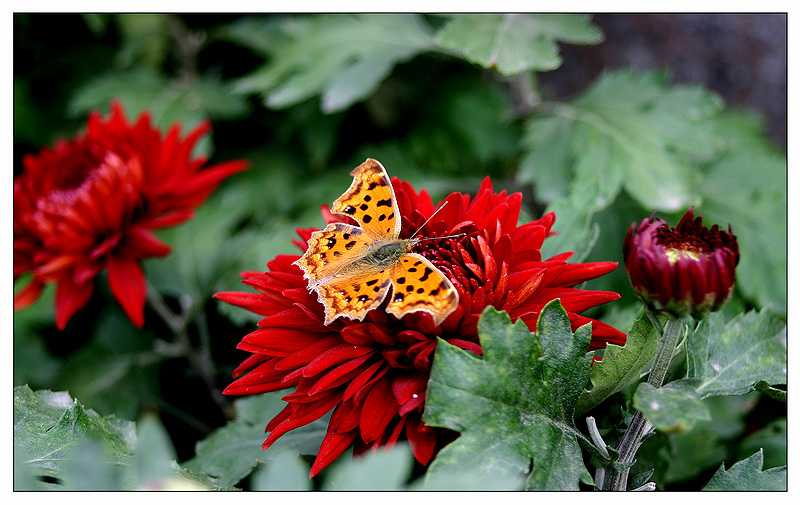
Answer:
294 158 459 326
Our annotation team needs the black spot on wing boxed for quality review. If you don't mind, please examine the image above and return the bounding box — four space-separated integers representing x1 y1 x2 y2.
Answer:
419 267 433 282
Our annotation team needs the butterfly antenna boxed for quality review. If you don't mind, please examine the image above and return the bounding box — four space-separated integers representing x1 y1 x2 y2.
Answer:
409 201 466 242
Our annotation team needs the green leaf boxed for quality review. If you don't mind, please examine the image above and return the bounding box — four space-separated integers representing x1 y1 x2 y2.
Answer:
628 468 655 491
250 450 312 491
703 449 786 491
521 70 724 211
14 442 48 490
55 309 159 420
423 302 594 490
576 311 658 416
114 13 171 69
68 67 250 157
634 381 711 433
211 15 286 57
280 101 345 169
232 14 435 113
739 418 787 470
698 114 787 314
435 14 602 75
67 66 170 118
538 162 610 261
183 419 268 487
146 187 272 308
414 467 527 491
659 430 727 486
321 444 413 491
633 394 756 487
13 385 136 483
13 281 63 387
184 391 329 487
405 75 521 170
630 310 785 435
61 440 125 491
132 414 178 487
685 309 786 398
12 386 224 491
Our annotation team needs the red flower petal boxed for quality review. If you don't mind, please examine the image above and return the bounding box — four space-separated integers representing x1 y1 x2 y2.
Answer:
359 375 398 443
106 255 147 328
405 416 440 466
310 430 359 478
14 280 45 311
55 279 95 330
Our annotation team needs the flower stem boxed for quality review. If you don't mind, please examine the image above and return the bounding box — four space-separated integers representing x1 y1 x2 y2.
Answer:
146 287 235 420
602 316 686 491
647 317 685 389
509 71 541 116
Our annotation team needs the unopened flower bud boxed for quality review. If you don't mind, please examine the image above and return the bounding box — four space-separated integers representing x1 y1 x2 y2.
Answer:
623 208 739 318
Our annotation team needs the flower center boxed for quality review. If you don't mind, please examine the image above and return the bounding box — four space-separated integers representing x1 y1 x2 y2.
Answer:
657 226 714 262
51 147 102 191
664 247 703 264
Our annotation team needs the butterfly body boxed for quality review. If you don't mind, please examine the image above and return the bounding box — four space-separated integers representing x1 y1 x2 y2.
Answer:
294 159 458 326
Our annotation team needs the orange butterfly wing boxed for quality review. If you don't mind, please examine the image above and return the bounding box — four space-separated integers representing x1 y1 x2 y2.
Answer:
295 158 459 326
294 223 373 286
386 253 459 326
315 269 394 325
330 159 401 239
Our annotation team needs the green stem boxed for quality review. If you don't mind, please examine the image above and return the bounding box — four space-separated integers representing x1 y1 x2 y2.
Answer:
509 71 541 116
647 317 685 389
602 316 686 491
146 287 235 420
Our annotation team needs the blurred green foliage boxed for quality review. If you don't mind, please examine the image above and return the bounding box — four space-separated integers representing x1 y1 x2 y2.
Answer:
14 13 785 490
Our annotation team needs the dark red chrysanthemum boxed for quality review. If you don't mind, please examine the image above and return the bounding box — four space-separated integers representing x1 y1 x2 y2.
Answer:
14 101 249 329
215 176 625 477
624 207 739 318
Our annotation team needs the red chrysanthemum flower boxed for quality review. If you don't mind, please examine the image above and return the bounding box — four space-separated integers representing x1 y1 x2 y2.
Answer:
14 101 249 329
215 176 625 477
624 207 739 318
